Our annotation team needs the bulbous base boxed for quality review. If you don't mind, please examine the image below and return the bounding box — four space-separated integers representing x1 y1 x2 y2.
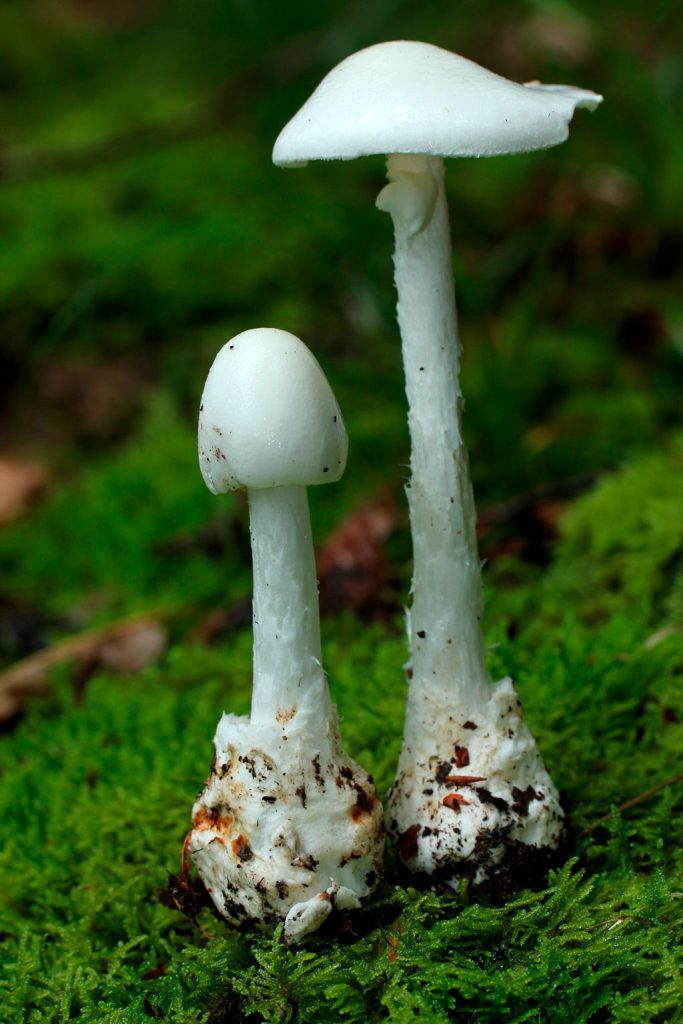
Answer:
388 678 565 888
188 711 385 944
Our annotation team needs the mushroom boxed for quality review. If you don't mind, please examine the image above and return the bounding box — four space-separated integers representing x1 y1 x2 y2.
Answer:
273 42 601 885
189 327 384 943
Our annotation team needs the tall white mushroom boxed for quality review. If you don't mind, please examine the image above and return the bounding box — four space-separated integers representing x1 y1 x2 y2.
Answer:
189 328 384 942
273 42 602 886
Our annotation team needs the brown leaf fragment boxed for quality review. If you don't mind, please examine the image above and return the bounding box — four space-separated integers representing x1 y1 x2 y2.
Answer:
0 612 170 723
97 622 167 673
143 997 165 1019
231 834 253 862
442 793 470 812
317 490 399 618
57 0 159 30
396 823 421 860
157 872 210 920
579 772 683 837
141 965 168 981
443 775 488 786
190 600 252 645
0 457 49 526
39 357 146 444
454 744 470 768
477 473 596 564
155 516 238 559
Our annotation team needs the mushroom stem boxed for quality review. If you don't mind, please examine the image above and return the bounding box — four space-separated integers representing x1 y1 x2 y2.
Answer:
377 153 489 710
248 484 330 728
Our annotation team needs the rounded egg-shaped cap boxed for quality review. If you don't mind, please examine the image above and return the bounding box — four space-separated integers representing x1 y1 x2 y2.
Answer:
198 328 348 493
273 40 602 166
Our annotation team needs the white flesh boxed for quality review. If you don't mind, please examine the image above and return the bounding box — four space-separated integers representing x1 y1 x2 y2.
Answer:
190 484 384 942
189 712 384 945
249 486 329 728
390 678 564 883
379 155 564 880
377 155 489 708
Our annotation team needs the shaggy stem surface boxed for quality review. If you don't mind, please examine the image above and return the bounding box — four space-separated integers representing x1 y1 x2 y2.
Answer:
248 484 331 730
378 153 489 710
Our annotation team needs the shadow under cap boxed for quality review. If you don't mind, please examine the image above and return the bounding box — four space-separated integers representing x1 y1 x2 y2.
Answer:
272 40 602 166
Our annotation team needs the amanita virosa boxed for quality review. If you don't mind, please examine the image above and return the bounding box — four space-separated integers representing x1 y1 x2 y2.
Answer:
189 328 384 943
274 42 602 886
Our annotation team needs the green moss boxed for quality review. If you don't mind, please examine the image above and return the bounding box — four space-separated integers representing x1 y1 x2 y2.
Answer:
0 396 238 624
556 436 683 623
1 442 682 1023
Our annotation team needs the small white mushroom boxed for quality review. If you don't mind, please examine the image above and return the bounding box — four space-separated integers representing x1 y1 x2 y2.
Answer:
274 43 600 886
189 328 384 943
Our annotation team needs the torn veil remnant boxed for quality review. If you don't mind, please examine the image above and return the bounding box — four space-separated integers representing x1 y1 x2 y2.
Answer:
274 42 602 887
189 328 384 943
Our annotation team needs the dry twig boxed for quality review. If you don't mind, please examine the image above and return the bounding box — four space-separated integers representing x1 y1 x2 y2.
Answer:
0 611 170 721
579 772 683 837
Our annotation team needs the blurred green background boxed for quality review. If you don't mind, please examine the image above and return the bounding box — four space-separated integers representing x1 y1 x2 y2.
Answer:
1 0 680 493
0 0 681 627
0 2 682 1022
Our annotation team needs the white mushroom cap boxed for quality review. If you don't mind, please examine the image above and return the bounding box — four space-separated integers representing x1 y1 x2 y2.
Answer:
199 328 348 493
273 40 602 166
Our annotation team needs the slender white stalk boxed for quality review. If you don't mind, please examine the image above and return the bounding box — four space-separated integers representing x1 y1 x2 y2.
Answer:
380 156 565 884
189 480 385 940
190 331 384 940
249 484 330 728
378 153 489 711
